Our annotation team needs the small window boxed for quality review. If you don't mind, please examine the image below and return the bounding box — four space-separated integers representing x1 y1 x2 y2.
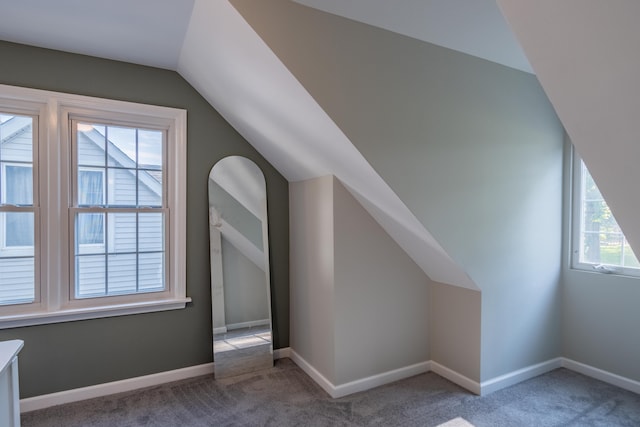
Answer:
572 151 640 276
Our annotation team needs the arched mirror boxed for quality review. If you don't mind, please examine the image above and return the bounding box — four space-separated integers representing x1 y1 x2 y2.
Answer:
209 156 273 378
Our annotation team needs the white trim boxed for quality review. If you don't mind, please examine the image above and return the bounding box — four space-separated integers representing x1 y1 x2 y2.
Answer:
479 358 562 395
18 352 640 414
289 349 430 398
20 362 214 413
289 350 338 397
0 298 191 329
561 358 640 395
225 319 270 331
273 347 291 359
430 361 481 395
333 361 431 398
20 347 291 414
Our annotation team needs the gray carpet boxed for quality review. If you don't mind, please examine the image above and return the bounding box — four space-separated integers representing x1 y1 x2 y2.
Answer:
22 359 640 426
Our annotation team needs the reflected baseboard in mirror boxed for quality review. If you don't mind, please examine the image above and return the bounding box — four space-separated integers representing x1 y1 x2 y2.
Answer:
209 156 273 379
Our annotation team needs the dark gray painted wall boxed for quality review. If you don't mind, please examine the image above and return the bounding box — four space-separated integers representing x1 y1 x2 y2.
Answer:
232 0 564 381
0 40 289 398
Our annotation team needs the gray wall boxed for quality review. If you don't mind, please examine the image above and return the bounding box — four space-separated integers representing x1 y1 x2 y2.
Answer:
0 40 289 398
561 141 640 382
233 0 565 382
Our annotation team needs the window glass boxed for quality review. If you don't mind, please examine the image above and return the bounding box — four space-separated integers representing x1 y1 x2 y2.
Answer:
73 121 166 299
0 113 36 305
574 157 640 274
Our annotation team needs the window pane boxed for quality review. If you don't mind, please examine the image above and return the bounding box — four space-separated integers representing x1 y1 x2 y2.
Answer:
138 129 163 170
107 253 137 294
76 254 106 297
0 115 33 163
107 126 137 166
108 168 137 206
73 120 167 300
109 212 137 253
76 212 105 249
139 213 163 252
77 124 106 167
0 258 35 305
5 165 33 205
138 171 162 207
78 169 104 206
5 212 34 248
139 252 164 292
578 160 640 269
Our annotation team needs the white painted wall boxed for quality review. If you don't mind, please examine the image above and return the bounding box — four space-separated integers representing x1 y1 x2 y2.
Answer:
290 176 431 388
234 0 564 383
500 0 640 385
429 282 481 381
289 176 336 382
333 178 429 385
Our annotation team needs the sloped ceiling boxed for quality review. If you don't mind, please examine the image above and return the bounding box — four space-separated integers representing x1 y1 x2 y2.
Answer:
294 0 532 73
178 0 477 289
7 0 616 289
497 0 640 259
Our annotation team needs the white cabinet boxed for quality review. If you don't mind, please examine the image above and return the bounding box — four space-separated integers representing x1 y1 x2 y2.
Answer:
0 340 24 427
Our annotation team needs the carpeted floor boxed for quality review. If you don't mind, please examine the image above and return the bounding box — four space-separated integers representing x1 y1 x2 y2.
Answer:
22 358 640 426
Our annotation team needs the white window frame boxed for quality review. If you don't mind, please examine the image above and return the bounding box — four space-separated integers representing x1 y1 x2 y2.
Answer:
571 148 640 277
0 84 189 328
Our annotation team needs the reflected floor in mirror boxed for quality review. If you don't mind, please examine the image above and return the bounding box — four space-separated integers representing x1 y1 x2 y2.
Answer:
214 326 273 379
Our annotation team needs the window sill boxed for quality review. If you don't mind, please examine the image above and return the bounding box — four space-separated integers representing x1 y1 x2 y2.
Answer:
0 297 192 329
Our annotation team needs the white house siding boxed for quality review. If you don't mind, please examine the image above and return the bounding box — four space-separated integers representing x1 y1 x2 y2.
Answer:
0 258 34 303
1 129 32 163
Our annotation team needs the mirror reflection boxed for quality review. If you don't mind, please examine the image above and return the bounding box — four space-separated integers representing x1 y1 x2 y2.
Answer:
209 156 273 379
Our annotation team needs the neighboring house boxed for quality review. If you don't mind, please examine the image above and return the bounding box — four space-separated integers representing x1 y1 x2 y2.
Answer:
0 116 163 304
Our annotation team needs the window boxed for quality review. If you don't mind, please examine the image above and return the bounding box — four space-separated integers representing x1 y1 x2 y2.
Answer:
0 84 188 328
0 114 36 306
572 151 640 276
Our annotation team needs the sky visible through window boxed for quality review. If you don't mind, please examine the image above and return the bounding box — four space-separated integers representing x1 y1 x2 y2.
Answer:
80 123 162 169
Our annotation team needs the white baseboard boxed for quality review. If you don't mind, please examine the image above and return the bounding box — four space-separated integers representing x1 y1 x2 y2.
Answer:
562 358 640 395
273 347 291 359
333 360 431 398
480 357 562 395
225 319 270 331
20 363 214 413
289 350 337 397
21 348 291 413
289 349 430 398
430 361 481 395
20 351 640 414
